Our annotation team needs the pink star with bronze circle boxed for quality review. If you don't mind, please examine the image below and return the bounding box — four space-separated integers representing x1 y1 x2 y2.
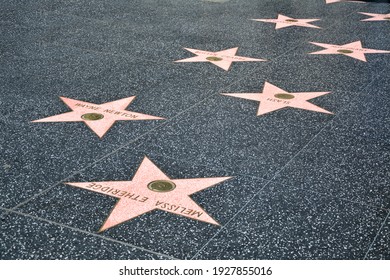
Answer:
309 40 390 62
252 14 321 29
221 81 333 116
32 96 164 138
66 157 232 231
175 47 266 71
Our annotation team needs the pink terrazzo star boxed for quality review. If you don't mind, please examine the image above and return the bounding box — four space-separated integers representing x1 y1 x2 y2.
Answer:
252 14 321 29
66 157 231 231
309 40 390 62
359 12 390 21
175 47 266 71
221 82 333 116
32 96 164 138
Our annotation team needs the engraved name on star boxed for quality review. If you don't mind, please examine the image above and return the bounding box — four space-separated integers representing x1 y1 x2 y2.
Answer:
251 14 321 29
66 157 232 231
309 40 390 62
359 12 390 21
32 96 164 138
175 47 266 71
221 82 333 116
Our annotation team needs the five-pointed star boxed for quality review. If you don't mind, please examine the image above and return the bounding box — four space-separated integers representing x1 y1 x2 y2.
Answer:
174 47 266 71
221 82 333 116
66 157 231 231
252 14 321 29
309 40 390 62
359 12 390 21
32 96 164 138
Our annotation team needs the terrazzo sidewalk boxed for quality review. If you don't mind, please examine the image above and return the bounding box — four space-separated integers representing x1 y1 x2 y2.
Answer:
1 0 389 260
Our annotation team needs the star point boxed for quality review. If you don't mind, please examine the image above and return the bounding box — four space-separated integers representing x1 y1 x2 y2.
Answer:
221 81 333 116
359 12 390 21
175 47 266 71
32 96 164 138
66 157 231 231
252 14 321 29
309 40 390 62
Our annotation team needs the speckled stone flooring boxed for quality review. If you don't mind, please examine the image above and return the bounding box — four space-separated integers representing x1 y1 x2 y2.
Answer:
1 0 389 260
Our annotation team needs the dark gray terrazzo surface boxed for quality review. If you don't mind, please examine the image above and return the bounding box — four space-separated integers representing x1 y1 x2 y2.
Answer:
192 182 388 259
0 210 171 259
365 213 390 260
274 79 390 209
1 0 389 259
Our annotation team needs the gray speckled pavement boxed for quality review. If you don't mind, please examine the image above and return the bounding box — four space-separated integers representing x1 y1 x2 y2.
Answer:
1 0 389 260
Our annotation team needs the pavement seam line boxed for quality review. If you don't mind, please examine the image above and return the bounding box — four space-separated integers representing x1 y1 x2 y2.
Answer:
363 211 390 260
3 2 368 75
128 148 390 212
0 206 179 260
190 117 334 259
3 15 374 215
3 44 274 214
190 64 386 259
3 1 375 236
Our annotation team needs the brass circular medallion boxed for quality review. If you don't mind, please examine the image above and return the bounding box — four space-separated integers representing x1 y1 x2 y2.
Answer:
285 19 298 22
206 56 223 61
337 49 353 54
81 113 104 121
148 180 176 192
274 93 295 100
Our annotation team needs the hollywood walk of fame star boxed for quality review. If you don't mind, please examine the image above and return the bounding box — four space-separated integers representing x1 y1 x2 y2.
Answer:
32 96 164 138
252 14 321 29
66 157 232 231
359 12 390 21
309 40 390 62
175 47 266 71
221 82 333 116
